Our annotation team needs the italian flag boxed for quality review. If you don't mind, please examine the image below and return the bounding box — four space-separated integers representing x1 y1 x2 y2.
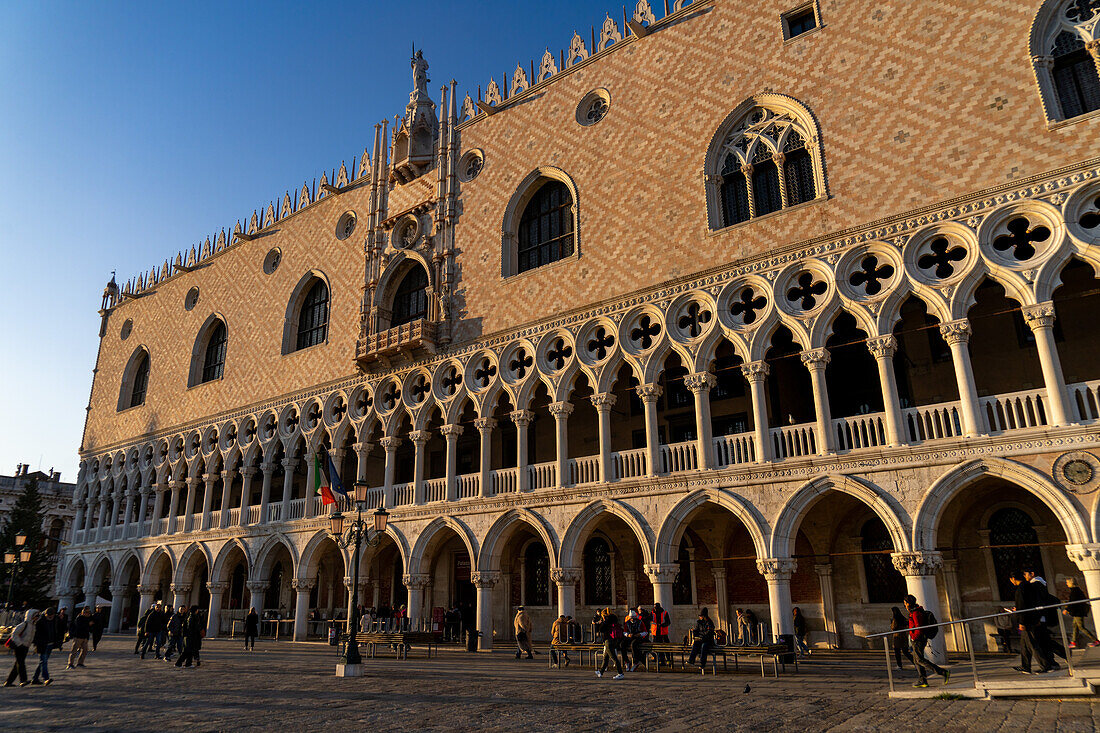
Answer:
314 452 336 505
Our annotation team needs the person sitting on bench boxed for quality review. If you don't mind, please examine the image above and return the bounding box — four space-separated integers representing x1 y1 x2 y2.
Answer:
688 608 716 673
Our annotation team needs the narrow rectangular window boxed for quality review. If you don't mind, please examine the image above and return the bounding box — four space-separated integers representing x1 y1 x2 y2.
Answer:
784 7 817 39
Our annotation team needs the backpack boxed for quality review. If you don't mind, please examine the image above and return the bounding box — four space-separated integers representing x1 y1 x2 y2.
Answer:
923 609 939 639
714 629 728 646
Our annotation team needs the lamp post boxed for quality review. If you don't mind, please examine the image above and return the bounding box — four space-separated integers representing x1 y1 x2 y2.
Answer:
329 482 388 677
4 533 30 611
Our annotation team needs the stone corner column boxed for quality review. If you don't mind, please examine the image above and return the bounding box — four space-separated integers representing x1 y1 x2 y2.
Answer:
590 393 618 482
1022 301 1071 426
891 550 946 663
867 334 904 446
800 348 834 455
1066 544 1100 621
474 418 496 498
548 402 573 488
471 571 500 651
206 581 228 638
550 567 581 620
291 578 315 641
510 409 534 492
402 573 432 628
740 361 771 463
938 319 983 437
635 385 664 476
757 558 797 639
684 372 717 470
440 424 463 501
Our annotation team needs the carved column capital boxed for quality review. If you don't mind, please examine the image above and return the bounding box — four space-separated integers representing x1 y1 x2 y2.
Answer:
1066 544 1100 572
136 584 157 596
866 334 898 359
757 557 798 581
634 384 663 402
891 551 943 577
510 410 535 428
771 152 786 166
474 417 498 432
408 430 431 446
800 348 830 370
590 393 618 410
548 401 574 418
644 563 680 584
1032 53 1054 70
1088 39 1100 62
1021 301 1057 330
206 581 229 593
379 436 402 451
550 566 581 586
439 424 464 438
281 459 299 471
683 372 716 393
170 583 191 595
740 360 770 383
109 584 128 596
291 578 316 592
938 318 972 346
740 163 754 177
470 571 500 589
710 567 727 581
241 467 257 479
246 580 268 595
402 573 432 590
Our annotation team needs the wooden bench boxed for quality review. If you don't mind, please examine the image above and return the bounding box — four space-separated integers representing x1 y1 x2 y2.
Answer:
548 641 794 677
351 631 437 660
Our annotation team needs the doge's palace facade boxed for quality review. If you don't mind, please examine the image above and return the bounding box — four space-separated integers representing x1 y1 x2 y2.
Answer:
62 0 1100 655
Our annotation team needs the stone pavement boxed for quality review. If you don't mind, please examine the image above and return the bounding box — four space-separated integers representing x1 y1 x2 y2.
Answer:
1 637 1098 732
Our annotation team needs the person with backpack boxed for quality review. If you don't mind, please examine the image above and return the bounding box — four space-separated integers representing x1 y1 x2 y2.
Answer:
622 609 649 671
687 608 716 673
4 609 37 687
1025 568 1066 671
1063 577 1100 649
651 603 671 665
904 594 948 688
164 605 187 663
890 606 914 671
594 609 624 680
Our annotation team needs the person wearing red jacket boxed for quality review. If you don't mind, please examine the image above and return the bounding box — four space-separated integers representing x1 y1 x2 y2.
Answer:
904 594 949 688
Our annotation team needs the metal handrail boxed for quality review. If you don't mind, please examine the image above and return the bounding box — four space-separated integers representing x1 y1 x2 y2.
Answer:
866 595 1100 638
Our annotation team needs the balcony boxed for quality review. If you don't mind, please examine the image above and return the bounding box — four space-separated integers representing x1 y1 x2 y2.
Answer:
356 319 438 367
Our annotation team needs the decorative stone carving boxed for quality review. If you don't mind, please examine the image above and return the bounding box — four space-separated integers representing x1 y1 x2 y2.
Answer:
598 14 622 51
1022 301 1057 329
537 49 558 82
890 551 943 577
756 558 797 581
1067 544 1100 571
548 401 574 418
590 393 618 410
474 417 498 432
635 384 663 402
206 581 229 593
402 573 432 590
440 424 464 438
740 360 770 383
291 578 316 592
470 571 500 588
800 348 831 370
379 436 403 451
867 335 898 359
510 410 535 428
550 567 582 586
567 32 589 66
644 563 680 584
683 372 716 393
409 430 431 446
510 64 529 96
938 319 972 346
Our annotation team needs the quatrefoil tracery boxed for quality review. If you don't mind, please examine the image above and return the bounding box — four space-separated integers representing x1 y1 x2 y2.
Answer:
729 287 767 324
1082 196 1100 229
473 358 497 388
441 366 463 395
848 255 895 297
677 302 713 337
381 384 402 411
629 315 662 348
547 338 574 370
509 349 533 379
786 272 827 311
586 327 615 359
409 375 430 404
917 237 967 280
992 217 1050 262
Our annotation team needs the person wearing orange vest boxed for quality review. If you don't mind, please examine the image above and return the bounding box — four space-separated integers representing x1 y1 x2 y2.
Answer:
651 603 671 665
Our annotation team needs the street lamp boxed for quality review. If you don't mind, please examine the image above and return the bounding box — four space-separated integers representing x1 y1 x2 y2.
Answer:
329 482 389 676
4 533 30 610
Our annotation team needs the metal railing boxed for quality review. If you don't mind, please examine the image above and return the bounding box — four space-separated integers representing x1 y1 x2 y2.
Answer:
867 596 1100 694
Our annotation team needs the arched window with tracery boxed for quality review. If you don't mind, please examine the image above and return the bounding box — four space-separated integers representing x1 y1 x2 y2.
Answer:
583 537 612 606
201 320 227 383
524 543 550 607
1032 1 1100 121
130 353 149 407
518 180 574 273
296 280 329 350
860 520 906 604
390 265 429 328
989 507 1044 601
708 99 825 230
118 347 151 410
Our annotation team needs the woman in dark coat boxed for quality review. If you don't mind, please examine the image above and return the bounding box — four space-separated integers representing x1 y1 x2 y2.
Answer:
174 606 204 668
244 607 259 651
890 606 914 671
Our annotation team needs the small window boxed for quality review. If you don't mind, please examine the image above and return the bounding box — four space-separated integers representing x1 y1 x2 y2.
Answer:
296 280 329 350
129 353 149 408
1052 31 1100 120
390 266 429 328
201 321 227 383
784 6 818 39
518 180 575 273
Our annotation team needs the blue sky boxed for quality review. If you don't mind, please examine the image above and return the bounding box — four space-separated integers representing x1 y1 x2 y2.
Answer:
0 0 621 482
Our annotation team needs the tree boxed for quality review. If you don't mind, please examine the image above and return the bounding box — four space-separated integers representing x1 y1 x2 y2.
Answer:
0 477 56 608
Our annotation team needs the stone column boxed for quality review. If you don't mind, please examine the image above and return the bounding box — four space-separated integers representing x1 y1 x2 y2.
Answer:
403 574 432 628
218 470 233 528
72 502 85 541
257 463 274 524
292 578 315 641
151 486 165 534
441 425 463 501
644 563 679 611
624 570 638 611
711 567 728 631
82 584 98 611
685 372 716 469
58 591 78 618
1022 302 1072 426
183 476 200 533
171 583 191 610
475 418 496 498
511 410 534 492
590 393 617 482
941 559 965 653
136 489 150 535
121 491 135 538
549 402 573 488
200 473 216 530
471 571 500 651
939 319 983 436
758 558 797 641
206 582 227 638
891 551 947 663
814 563 837 648
551 567 580 619
352 441 371 483
136 584 156 620
800 349 833 455
410 430 430 505
741 361 772 462
1066 544 1100 621
167 480 182 534
867 335 905 446
239 467 255 527
108 585 127 632
280 459 297 520
635 385 663 476
380 436 401 507
304 452 316 509
108 492 121 536
246 581 268 611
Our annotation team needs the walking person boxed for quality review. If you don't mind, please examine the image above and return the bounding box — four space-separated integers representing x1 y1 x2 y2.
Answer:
595 609 625 680
687 608 715 674
30 607 56 685
1064 577 1100 649
53 609 68 652
890 606 914 671
513 607 534 660
66 607 93 669
244 607 259 651
174 606 203 668
90 606 107 651
1025 568 1066 670
164 605 186 662
622 609 649 671
651 602 671 666
793 607 812 657
550 614 570 668
904 594 949 688
138 602 160 659
4 609 36 687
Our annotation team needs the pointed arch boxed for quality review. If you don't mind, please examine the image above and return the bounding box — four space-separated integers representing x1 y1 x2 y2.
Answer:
1029 0 1100 122
252 532 299 581
211 537 253 584
297 528 346 581
478 508 560 572
142 545 176 586
173 542 212 586
559 498 655 568
501 167 580 277
655 488 768 564
282 269 331 354
113 549 143 587
118 345 151 411
409 515 479 575
913 457 1090 551
771 474 911 557
188 313 228 387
